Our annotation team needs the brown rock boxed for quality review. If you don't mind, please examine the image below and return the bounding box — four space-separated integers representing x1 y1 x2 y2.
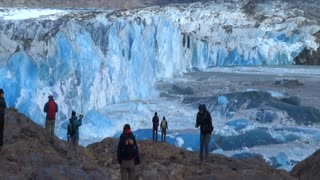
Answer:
291 149 320 180
0 110 299 179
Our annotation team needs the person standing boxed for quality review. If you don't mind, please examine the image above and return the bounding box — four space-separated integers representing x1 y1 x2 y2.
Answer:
117 124 140 180
0 89 7 153
160 116 168 142
195 104 213 162
152 112 159 143
43 94 58 144
68 111 83 159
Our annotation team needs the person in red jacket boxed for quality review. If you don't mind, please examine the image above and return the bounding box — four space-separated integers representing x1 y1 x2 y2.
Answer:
43 94 58 144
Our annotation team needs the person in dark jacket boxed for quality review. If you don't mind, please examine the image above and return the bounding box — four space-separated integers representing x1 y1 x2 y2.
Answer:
117 124 140 180
152 112 159 142
68 111 83 159
0 89 7 153
195 104 213 162
43 94 58 144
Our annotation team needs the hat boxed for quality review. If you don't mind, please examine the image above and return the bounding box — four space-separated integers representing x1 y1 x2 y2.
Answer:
0 89 3 94
72 111 76 117
48 94 53 99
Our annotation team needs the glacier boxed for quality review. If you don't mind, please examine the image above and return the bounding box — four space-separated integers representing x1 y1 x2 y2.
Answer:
0 0 320 171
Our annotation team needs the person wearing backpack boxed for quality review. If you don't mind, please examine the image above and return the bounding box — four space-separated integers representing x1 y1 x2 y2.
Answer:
160 116 168 143
195 104 213 162
0 89 7 153
43 94 58 144
152 112 159 143
117 124 140 180
67 111 83 159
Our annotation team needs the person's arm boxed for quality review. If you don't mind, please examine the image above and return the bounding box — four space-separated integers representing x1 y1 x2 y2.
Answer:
74 117 82 128
208 112 214 134
117 135 123 164
133 136 141 165
195 113 200 128
78 116 83 127
55 103 58 112
157 117 159 126
43 102 48 113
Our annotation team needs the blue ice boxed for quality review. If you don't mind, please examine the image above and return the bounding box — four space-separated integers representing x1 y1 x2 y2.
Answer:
226 119 252 131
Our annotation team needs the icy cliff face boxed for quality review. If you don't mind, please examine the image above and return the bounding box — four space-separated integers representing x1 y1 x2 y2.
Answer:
0 1 319 142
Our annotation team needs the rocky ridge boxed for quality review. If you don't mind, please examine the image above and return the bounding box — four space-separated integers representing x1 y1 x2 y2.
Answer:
291 149 320 180
0 109 297 179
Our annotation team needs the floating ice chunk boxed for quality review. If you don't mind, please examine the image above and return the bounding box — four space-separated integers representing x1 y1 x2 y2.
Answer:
275 152 290 171
226 119 252 131
267 91 285 98
245 88 258 92
218 96 229 108
212 148 224 154
175 137 184 147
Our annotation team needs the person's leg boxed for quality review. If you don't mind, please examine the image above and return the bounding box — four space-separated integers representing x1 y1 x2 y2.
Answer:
120 163 128 180
0 115 4 149
50 120 55 138
45 119 52 143
156 129 158 142
164 129 166 142
161 129 163 142
45 119 50 135
127 160 135 180
204 134 211 161
199 134 205 161
46 120 55 143
67 137 72 158
152 129 155 142
121 160 134 180
75 139 79 158
72 137 77 157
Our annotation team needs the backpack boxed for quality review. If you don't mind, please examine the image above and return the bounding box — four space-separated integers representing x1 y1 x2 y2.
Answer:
120 134 136 159
161 120 167 129
67 119 74 136
200 112 213 134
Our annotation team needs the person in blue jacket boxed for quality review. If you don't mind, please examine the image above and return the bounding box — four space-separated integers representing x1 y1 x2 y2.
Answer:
68 111 83 158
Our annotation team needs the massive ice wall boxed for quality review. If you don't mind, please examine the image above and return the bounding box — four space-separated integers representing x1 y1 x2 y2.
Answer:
0 13 184 125
0 0 319 138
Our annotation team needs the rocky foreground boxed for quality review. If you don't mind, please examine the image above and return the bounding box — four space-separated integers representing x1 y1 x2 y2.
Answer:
291 149 320 180
0 110 302 179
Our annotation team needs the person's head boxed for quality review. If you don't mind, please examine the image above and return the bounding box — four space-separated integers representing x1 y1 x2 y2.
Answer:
203 104 207 111
198 104 206 114
0 89 4 98
48 94 54 100
71 111 76 117
163 116 166 120
123 124 131 133
155 112 157 116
